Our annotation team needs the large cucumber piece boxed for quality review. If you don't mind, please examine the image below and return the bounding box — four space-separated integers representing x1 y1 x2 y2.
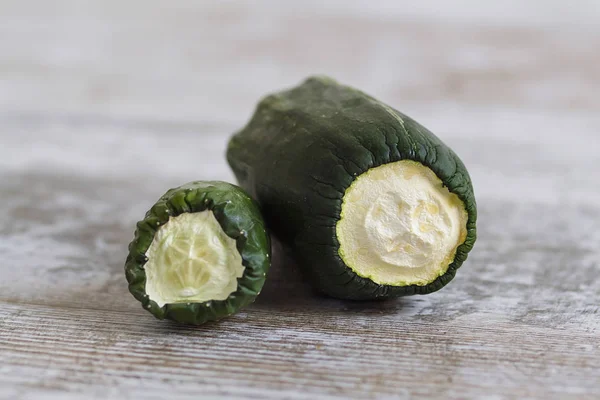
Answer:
125 181 270 324
227 77 476 300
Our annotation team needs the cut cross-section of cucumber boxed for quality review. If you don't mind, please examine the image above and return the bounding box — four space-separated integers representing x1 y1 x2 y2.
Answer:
144 211 245 307
125 181 270 324
336 160 468 287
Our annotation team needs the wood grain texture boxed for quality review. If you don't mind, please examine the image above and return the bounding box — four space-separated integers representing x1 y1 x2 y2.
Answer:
0 1 599 399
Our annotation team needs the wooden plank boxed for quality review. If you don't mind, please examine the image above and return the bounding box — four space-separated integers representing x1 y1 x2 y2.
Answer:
1 302 598 400
1 113 598 398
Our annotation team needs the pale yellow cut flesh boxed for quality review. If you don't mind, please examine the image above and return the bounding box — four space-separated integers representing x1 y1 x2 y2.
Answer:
144 211 244 307
336 160 468 286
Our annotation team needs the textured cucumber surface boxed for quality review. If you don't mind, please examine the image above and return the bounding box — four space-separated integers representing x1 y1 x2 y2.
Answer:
227 77 477 300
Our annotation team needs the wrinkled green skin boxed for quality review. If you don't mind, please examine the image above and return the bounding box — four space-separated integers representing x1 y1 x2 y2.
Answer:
227 76 477 300
125 181 271 324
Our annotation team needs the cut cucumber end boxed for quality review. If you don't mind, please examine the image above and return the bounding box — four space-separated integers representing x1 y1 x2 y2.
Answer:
336 160 468 287
144 211 245 308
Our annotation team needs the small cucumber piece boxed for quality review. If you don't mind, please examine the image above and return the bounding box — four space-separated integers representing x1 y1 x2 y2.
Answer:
125 181 270 324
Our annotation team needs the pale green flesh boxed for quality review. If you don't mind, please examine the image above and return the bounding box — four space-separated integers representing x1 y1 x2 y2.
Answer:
336 160 468 286
144 211 244 307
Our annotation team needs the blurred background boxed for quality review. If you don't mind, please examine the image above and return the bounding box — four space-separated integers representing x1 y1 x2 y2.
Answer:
1 1 599 399
2 0 599 190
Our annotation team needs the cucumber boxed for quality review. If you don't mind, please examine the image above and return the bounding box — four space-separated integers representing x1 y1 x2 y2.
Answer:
125 181 270 324
227 76 477 300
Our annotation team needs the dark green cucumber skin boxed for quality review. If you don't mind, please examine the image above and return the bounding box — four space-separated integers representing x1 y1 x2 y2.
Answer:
227 76 477 300
125 181 270 324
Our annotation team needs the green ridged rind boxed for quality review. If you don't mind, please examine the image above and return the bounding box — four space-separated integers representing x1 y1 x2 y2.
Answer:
124 181 271 324
227 76 477 300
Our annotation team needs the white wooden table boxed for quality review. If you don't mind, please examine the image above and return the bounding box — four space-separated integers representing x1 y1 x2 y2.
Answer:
1 1 599 399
